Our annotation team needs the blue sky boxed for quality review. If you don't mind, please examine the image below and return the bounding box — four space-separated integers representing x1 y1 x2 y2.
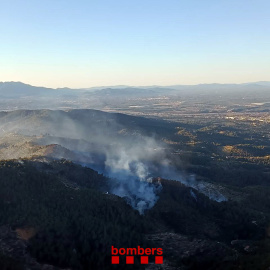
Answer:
0 0 269 88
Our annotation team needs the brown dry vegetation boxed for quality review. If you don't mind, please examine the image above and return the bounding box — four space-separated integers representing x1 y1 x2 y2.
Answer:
16 227 36 241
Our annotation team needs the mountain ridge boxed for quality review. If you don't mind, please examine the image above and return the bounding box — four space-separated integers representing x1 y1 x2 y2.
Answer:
1 80 270 92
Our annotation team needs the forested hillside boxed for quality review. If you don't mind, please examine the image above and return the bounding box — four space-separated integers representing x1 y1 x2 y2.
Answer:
0 159 270 269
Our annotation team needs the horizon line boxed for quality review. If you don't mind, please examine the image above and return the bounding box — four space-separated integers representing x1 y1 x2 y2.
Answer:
1 80 270 90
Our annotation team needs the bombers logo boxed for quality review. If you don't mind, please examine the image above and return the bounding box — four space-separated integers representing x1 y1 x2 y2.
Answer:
111 246 163 265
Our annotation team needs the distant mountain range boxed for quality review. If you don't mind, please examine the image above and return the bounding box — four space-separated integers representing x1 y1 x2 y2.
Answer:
0 81 82 98
0 81 269 99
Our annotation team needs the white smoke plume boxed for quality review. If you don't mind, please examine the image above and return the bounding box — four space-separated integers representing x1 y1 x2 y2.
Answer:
0 109 227 214
102 136 165 214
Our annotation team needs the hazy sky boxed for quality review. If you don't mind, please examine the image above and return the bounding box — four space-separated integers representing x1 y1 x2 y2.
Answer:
0 0 269 88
